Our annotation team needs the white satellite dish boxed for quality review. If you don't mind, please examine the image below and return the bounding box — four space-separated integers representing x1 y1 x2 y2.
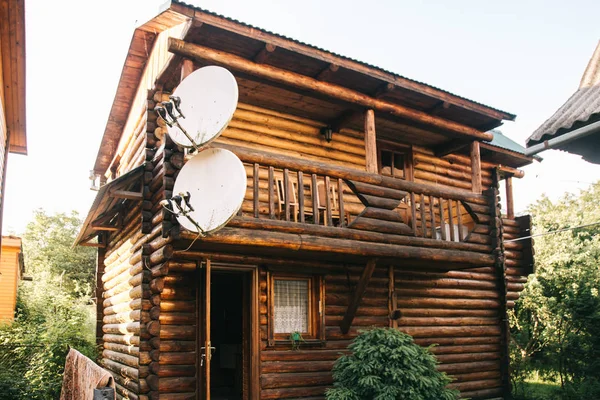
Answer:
166 66 238 148
171 148 247 234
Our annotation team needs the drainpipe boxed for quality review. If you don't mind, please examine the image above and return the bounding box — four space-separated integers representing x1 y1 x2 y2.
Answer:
525 120 600 156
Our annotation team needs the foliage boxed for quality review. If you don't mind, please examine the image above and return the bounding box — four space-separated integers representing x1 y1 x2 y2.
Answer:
326 328 459 400
22 209 96 296
0 210 97 400
509 182 600 399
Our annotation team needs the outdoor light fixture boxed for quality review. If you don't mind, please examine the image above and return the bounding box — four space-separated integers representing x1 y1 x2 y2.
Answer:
321 126 333 142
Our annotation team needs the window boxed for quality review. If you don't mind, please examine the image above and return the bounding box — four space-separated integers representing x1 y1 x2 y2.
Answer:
378 144 412 180
268 272 324 345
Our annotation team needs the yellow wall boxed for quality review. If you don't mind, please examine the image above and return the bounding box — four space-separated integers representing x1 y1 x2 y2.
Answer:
0 237 21 324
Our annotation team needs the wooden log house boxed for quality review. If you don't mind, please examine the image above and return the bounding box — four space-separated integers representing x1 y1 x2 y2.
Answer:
76 2 536 399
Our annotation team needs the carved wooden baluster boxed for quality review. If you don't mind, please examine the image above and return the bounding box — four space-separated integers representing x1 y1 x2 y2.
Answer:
420 195 426 238
283 168 291 221
410 192 417 235
253 163 260 218
311 173 319 225
325 176 333 227
298 171 305 223
338 178 345 228
438 197 447 241
448 198 455 242
429 195 435 239
268 166 275 219
457 200 464 241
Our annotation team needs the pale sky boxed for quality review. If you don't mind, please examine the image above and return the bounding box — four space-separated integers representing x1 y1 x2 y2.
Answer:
4 0 600 234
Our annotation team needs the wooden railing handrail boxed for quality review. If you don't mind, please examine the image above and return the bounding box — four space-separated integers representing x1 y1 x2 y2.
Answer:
211 143 488 204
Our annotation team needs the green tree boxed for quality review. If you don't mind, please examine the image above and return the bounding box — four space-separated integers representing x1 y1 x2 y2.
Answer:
510 182 600 398
0 210 97 400
326 328 459 400
23 209 96 296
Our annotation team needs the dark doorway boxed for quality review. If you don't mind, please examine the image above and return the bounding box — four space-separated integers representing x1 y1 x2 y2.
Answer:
210 271 247 400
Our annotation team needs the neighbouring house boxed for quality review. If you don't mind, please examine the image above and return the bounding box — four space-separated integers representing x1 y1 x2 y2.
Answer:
76 2 535 399
0 0 27 250
0 236 25 323
526 40 600 164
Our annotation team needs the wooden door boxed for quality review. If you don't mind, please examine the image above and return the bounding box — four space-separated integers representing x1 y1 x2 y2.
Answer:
203 259 212 399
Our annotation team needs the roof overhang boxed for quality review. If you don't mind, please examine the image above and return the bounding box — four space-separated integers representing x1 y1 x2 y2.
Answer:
75 165 146 247
0 0 27 155
94 0 516 176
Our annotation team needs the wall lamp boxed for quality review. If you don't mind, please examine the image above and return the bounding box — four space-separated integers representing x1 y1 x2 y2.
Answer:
320 126 333 143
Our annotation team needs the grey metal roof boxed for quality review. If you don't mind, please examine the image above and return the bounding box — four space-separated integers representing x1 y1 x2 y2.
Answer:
527 41 600 146
172 0 515 121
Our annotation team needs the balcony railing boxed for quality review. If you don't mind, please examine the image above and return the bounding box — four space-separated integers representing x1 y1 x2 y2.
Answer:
209 143 492 252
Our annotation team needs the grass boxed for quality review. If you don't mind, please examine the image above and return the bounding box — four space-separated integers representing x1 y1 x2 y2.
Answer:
513 374 560 400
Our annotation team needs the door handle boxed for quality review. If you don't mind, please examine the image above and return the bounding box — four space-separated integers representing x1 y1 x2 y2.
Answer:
200 346 216 366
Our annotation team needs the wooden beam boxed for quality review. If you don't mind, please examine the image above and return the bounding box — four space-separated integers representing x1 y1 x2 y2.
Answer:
315 63 339 81
340 259 377 333
364 109 378 173
330 109 359 133
373 83 395 98
181 58 195 81
168 38 494 142
498 165 524 179
109 189 143 200
471 141 482 194
253 43 276 64
80 241 106 248
91 223 120 231
427 101 451 115
505 177 514 219
434 140 470 157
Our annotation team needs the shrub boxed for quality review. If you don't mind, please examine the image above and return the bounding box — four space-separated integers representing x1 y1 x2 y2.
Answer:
326 328 459 400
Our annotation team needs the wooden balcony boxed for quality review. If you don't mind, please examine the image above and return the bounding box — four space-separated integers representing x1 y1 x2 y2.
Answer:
180 144 499 269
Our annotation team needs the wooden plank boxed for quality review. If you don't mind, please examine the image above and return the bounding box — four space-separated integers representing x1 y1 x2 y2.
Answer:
283 168 290 221
298 171 305 223
428 195 436 239
420 195 426 237
439 198 447 241
325 176 332 226
253 163 260 218
268 166 275 219
109 190 143 200
311 174 319 225
338 178 345 227
340 259 377 333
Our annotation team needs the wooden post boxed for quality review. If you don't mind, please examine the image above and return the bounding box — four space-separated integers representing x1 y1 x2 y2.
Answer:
204 258 212 399
506 176 514 219
471 141 482 194
181 58 195 82
364 109 378 173
340 259 377 333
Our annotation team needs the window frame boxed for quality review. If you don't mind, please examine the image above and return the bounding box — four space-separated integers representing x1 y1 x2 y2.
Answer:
377 142 413 181
267 271 325 347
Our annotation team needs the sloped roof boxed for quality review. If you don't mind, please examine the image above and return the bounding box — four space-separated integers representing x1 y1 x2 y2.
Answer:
94 0 517 174
527 41 600 146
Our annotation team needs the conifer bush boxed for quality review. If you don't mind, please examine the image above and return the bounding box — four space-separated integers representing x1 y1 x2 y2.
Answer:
326 328 459 400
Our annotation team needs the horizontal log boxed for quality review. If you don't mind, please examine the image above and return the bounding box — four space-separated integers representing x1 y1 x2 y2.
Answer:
261 371 333 389
181 227 495 267
102 358 138 380
103 334 140 346
159 352 196 365
169 38 493 142
160 325 196 340
225 216 491 253
103 349 139 368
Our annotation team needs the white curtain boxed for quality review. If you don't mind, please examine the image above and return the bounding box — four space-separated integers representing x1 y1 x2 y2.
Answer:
274 279 308 334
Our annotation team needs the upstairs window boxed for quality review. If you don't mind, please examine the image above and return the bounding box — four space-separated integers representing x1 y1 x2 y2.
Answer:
378 144 412 180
